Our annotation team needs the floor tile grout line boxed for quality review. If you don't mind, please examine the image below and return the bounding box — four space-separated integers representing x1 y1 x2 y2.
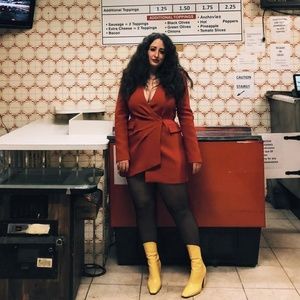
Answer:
262 231 300 249
270 245 300 293
263 218 300 294
285 217 299 232
83 277 93 300
85 282 143 287
138 269 143 300
235 266 249 300
261 231 271 248
289 218 300 233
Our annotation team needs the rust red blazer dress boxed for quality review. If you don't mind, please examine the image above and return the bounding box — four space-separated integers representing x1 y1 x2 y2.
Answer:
115 84 201 184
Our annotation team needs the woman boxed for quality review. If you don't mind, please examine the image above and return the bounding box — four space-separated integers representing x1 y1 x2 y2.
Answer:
114 32 206 298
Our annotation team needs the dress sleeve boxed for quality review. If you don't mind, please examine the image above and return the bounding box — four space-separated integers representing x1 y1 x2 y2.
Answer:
176 82 202 164
114 92 130 162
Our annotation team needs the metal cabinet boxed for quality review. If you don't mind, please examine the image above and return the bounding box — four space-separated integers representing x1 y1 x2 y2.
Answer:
266 91 300 218
0 167 101 300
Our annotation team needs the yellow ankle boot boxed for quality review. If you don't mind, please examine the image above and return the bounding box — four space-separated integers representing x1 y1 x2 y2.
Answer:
182 245 206 298
143 242 162 295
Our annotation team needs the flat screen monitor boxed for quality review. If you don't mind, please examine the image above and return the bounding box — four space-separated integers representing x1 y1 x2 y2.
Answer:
0 0 36 29
293 74 300 97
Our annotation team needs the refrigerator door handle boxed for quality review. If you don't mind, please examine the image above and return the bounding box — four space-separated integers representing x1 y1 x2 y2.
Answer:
285 170 300 176
284 135 300 141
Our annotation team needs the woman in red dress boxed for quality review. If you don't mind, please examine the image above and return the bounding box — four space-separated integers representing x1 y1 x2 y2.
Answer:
114 32 206 298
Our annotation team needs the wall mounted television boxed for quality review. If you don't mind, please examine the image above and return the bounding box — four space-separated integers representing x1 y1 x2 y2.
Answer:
0 0 36 29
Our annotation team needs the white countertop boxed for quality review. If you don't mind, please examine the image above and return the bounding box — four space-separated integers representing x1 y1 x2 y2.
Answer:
0 119 113 151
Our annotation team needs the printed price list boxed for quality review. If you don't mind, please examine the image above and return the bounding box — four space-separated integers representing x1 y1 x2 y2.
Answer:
102 0 243 44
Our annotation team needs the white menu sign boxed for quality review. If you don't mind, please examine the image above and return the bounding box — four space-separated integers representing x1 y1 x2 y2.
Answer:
101 0 243 45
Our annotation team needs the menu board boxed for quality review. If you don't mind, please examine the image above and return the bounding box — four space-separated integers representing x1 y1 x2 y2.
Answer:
101 0 243 45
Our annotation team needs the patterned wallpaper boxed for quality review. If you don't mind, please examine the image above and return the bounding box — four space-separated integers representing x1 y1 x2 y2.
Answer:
1 0 300 263
0 0 300 137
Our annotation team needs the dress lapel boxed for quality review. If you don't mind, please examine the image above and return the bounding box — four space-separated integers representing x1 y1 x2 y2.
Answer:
137 87 161 120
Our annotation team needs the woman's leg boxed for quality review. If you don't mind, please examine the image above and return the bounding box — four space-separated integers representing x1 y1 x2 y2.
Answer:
127 173 157 242
127 173 161 294
157 183 199 245
157 183 206 298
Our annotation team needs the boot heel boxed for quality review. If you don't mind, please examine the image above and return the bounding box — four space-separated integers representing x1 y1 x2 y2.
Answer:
202 275 206 288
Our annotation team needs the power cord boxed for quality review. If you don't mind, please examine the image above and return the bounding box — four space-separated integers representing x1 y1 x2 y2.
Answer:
270 8 300 16
261 8 300 43
262 9 266 42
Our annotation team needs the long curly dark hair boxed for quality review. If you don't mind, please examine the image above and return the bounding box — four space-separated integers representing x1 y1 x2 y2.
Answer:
119 32 193 104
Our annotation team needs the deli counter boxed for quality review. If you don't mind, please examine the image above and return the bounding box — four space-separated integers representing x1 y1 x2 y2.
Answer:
108 127 265 267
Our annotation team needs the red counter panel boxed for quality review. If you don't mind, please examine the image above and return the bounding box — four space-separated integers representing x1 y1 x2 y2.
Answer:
109 139 265 228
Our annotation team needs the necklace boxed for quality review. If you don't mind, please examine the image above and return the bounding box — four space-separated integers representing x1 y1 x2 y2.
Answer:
144 76 159 102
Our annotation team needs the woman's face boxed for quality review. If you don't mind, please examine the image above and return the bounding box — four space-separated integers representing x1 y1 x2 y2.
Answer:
147 38 165 70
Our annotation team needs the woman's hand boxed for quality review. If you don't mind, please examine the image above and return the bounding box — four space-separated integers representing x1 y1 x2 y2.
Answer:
192 162 202 174
117 160 129 175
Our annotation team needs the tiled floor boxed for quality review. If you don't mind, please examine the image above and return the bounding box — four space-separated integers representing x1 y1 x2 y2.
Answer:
76 202 300 300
